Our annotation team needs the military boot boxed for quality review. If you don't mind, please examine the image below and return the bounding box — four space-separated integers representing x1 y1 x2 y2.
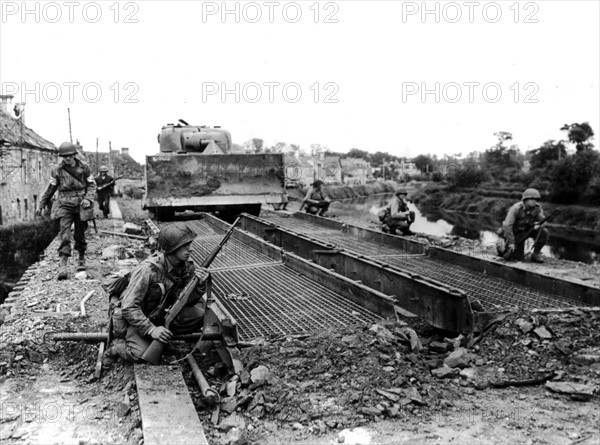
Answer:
531 252 544 263
77 253 86 271
102 340 128 369
57 256 68 281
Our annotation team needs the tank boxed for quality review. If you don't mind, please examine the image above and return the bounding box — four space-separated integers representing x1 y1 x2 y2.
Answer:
143 122 286 219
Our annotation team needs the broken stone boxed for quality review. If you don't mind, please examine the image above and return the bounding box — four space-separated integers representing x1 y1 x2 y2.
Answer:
431 366 458 379
571 354 600 365
429 341 450 353
220 397 238 414
227 376 239 397
239 369 251 386
369 324 394 341
444 347 477 369
545 381 595 400
459 368 477 380
360 406 383 417
405 387 425 405
75 271 87 280
250 366 271 385
123 223 143 235
115 402 130 418
102 245 126 260
534 326 552 340
406 328 423 352
223 427 248 445
375 389 400 402
220 413 246 432
516 318 534 334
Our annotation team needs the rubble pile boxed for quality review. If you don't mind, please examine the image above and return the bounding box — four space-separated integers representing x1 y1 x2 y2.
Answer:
191 310 599 443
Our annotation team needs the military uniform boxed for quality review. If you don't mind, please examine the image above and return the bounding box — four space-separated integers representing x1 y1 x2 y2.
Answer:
95 172 114 218
39 157 96 260
112 252 207 362
502 200 548 261
381 193 414 235
304 184 330 216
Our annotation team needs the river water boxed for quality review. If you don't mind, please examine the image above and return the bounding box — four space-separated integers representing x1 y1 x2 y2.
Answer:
326 194 600 266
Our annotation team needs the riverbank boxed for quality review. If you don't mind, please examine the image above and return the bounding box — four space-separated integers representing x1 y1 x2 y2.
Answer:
286 180 416 202
413 184 600 233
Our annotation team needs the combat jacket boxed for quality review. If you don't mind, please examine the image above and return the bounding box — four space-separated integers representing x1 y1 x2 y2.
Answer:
304 187 325 203
39 158 97 219
95 174 115 195
120 253 206 337
503 201 545 245
386 196 410 219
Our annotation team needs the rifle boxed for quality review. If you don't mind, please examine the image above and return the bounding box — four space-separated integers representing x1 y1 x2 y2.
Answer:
141 217 241 364
96 176 122 192
503 209 558 260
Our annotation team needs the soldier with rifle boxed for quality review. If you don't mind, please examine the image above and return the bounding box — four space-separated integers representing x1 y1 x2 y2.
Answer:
95 165 115 218
103 220 238 366
499 188 550 263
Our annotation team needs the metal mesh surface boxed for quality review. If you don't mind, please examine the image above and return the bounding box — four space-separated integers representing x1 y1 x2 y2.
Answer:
262 216 586 310
213 264 380 341
375 255 584 309
190 237 277 269
260 215 338 235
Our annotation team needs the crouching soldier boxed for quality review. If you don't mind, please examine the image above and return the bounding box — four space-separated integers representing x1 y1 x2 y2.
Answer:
103 224 209 366
303 180 331 216
498 188 549 263
379 189 415 236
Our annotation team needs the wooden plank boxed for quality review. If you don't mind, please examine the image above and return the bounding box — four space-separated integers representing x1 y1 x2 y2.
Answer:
135 364 208 445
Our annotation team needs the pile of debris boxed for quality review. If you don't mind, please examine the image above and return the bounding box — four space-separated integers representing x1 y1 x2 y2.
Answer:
192 309 599 443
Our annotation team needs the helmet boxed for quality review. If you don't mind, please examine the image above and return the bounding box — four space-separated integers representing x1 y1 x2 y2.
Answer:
99 165 109 172
158 223 197 254
312 180 324 187
395 188 408 196
522 188 541 200
58 142 77 157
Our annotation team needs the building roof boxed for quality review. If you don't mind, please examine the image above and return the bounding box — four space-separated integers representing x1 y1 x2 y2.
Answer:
0 108 56 151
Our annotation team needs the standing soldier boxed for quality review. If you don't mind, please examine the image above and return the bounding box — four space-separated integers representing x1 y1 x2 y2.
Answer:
302 180 331 216
95 165 114 218
379 189 415 236
37 142 97 279
500 188 549 263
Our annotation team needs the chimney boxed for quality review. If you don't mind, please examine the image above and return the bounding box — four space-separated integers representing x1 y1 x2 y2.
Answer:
0 94 14 113
121 147 129 155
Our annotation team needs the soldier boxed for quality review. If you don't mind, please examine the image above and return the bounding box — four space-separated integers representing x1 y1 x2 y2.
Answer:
103 224 209 366
37 142 96 279
379 189 415 236
95 165 114 218
500 188 549 263
303 180 331 216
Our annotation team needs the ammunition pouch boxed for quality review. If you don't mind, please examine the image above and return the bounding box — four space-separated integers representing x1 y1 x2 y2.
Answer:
110 308 128 339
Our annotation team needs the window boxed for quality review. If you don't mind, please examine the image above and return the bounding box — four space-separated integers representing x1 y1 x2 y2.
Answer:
17 198 21 219
24 199 28 220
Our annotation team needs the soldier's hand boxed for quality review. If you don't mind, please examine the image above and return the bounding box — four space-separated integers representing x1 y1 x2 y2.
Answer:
150 326 173 343
35 209 42 218
81 199 92 209
197 267 210 284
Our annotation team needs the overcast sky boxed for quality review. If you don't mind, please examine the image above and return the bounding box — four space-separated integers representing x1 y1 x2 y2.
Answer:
1 0 598 163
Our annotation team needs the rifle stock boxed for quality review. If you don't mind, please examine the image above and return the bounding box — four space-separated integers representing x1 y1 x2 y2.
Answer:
141 217 241 365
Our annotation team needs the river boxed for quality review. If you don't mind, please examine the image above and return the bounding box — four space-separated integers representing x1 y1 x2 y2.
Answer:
326 194 600 266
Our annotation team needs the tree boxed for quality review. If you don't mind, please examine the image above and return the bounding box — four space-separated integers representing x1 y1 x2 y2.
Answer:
347 148 370 160
561 122 594 152
529 140 567 170
413 154 434 173
483 131 521 179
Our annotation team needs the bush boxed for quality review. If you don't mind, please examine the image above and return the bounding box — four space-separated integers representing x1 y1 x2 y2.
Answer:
448 167 489 188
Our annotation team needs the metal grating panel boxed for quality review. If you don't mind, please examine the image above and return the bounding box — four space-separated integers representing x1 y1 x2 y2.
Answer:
318 233 419 257
190 237 277 269
381 256 585 309
212 264 380 341
261 215 338 235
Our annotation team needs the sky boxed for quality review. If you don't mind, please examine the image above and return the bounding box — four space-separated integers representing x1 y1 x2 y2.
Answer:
1 0 598 164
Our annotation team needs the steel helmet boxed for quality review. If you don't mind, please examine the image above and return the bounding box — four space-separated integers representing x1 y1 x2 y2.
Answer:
395 188 408 196
522 188 541 200
99 165 109 172
158 223 197 254
58 142 77 157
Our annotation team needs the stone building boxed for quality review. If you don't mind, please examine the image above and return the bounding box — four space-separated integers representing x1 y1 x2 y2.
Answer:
0 97 57 225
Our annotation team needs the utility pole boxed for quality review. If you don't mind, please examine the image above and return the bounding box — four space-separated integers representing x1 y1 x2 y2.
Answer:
68 108 73 143
95 138 99 175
